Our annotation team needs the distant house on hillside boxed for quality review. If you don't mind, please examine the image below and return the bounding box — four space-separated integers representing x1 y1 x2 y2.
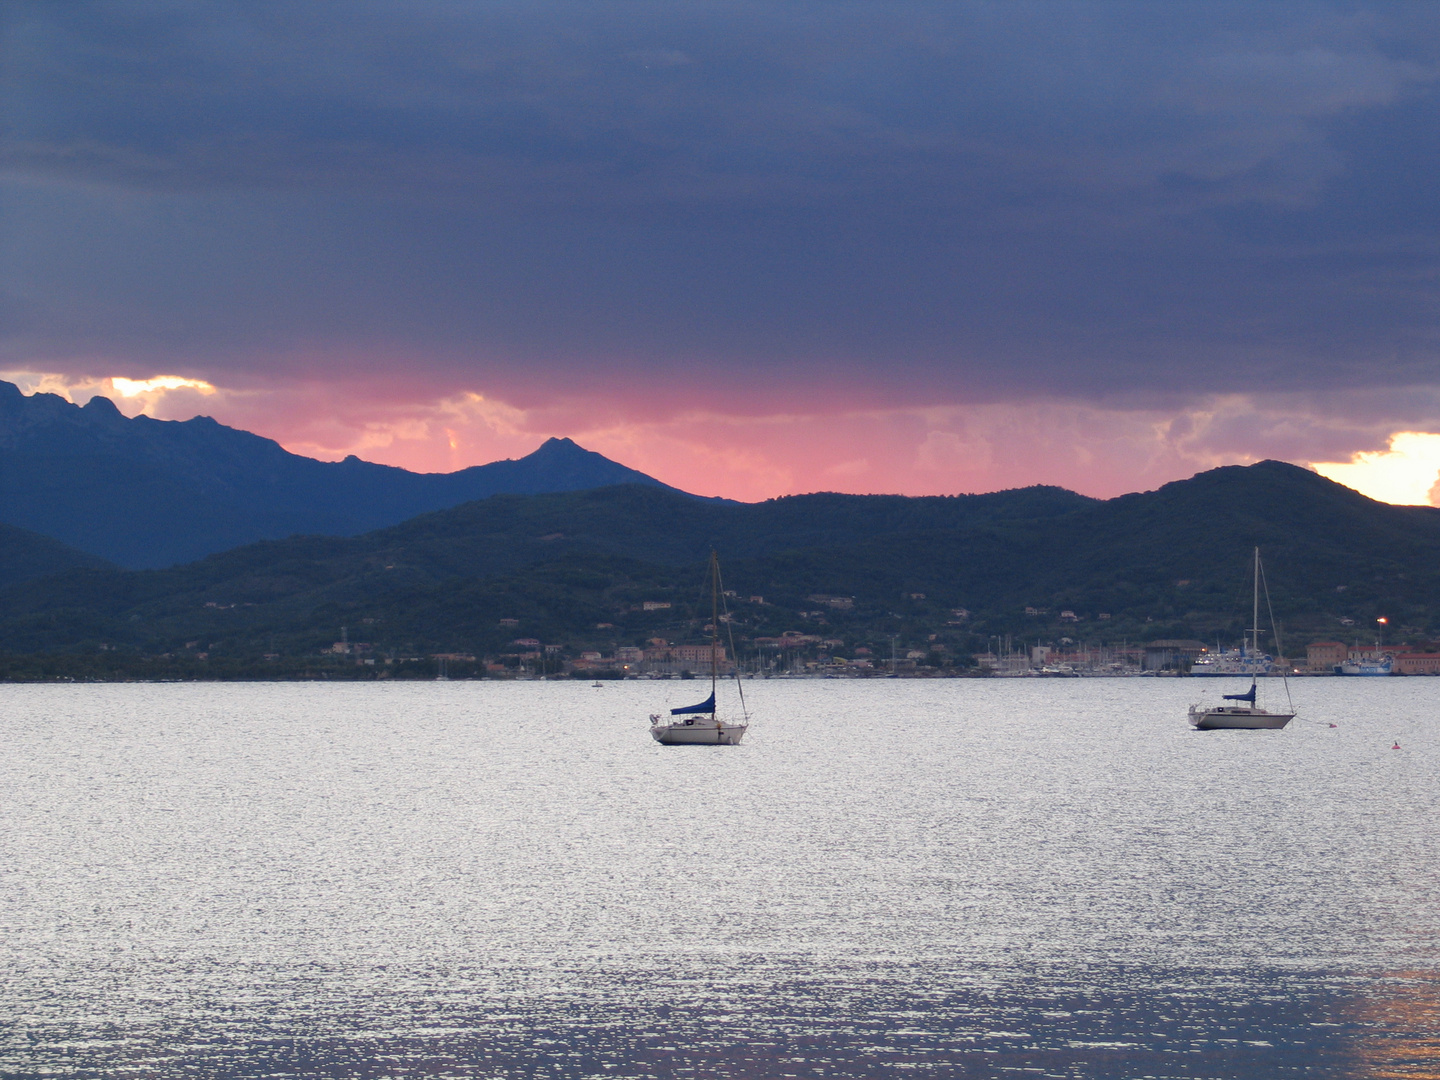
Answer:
753 632 822 650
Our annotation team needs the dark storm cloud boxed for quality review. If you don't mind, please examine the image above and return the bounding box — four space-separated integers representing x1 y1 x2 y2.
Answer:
3 0 1439 406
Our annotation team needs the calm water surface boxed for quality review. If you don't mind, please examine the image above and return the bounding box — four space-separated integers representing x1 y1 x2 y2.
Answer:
2 679 1437 1078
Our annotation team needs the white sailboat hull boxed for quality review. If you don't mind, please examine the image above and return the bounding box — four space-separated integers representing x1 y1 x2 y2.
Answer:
1188 705 1294 730
650 718 747 745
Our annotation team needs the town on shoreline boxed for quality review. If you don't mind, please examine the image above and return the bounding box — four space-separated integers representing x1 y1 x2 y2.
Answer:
3 636 1436 682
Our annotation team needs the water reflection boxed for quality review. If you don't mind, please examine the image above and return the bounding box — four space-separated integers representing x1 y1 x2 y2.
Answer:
11 960 1434 1078
1346 971 1440 1080
1 679 1436 1078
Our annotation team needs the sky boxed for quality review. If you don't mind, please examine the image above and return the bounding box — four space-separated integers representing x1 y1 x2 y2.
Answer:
4 1 1440 504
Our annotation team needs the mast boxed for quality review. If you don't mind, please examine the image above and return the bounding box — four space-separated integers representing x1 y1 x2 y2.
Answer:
1252 546 1261 658
710 550 719 714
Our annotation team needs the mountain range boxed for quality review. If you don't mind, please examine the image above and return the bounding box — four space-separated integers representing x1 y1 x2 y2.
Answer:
2 457 1437 666
0 380 677 569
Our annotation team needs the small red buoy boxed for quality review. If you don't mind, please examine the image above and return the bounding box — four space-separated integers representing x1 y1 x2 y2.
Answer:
1392 742 1402 750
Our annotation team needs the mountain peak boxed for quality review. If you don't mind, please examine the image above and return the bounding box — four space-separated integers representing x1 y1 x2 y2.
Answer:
0 380 685 568
526 436 587 459
465 435 675 496
82 394 120 414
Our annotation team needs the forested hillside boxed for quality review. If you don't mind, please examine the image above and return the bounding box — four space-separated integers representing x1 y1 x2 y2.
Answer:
1 461 1436 672
0 523 114 588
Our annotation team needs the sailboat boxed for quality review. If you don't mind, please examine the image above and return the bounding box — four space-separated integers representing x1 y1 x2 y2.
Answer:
1188 547 1296 731
649 552 750 746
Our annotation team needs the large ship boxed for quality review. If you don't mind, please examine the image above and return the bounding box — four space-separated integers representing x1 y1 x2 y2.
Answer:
1189 647 1275 677
1335 654 1393 676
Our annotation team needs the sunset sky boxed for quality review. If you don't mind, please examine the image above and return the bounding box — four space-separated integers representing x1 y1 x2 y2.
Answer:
4 2 1440 504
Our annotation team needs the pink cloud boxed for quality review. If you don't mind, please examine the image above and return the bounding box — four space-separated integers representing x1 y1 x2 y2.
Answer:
11 366 1440 503
267 387 1440 502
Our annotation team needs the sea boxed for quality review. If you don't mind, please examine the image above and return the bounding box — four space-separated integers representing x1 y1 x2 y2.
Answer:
2 678 1436 1079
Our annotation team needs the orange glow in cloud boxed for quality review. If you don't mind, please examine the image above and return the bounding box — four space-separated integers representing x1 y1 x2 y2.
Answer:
3 371 224 420
110 376 216 398
1312 432 1440 507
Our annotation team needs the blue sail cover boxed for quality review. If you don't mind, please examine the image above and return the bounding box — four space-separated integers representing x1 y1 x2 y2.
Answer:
671 692 716 715
1222 683 1257 704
